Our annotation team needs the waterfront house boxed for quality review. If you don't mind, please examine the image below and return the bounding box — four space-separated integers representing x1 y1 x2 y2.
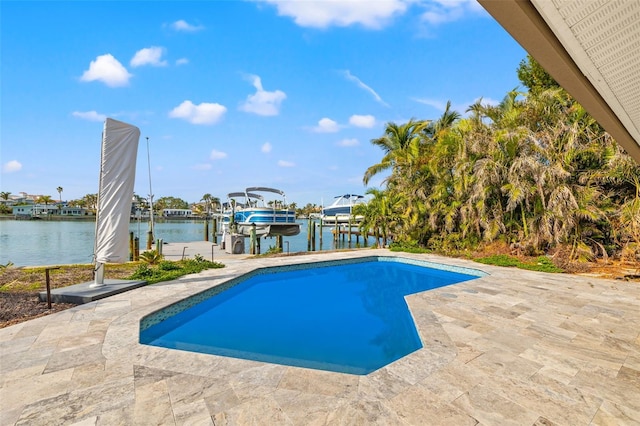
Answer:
12 203 87 218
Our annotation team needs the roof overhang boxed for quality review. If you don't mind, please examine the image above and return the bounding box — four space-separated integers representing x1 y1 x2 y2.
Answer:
478 0 640 163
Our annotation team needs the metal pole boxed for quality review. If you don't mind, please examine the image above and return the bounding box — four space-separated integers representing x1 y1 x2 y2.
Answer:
146 137 154 242
44 267 59 309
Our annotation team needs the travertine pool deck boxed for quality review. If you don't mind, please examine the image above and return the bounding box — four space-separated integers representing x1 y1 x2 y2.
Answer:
1 249 639 425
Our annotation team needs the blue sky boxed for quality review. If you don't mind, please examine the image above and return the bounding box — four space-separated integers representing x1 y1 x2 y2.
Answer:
1 0 526 207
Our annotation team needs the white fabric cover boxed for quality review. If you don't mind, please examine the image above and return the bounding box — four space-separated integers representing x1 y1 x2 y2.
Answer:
94 118 140 263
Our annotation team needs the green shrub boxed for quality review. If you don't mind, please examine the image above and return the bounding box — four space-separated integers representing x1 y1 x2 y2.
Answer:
389 240 431 254
158 260 181 271
474 254 563 273
130 264 154 279
139 250 163 265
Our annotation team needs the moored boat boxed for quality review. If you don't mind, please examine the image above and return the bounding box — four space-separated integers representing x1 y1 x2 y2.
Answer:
322 194 366 223
227 187 300 237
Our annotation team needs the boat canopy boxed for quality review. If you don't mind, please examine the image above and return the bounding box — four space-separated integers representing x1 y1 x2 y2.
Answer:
245 187 286 197
228 191 264 201
335 194 364 199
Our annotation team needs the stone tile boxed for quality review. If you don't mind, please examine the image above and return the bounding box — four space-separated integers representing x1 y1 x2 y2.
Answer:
323 398 405 426
492 372 603 425
278 367 358 398
70 416 98 426
389 385 477 425
570 366 640 411
33 319 91 345
0 362 46 386
1 367 75 412
167 372 234 406
357 367 413 400
591 400 640 425
133 364 180 388
0 344 55 375
273 388 348 426
452 384 539 426
212 396 293 425
12 319 49 339
203 388 242 416
15 377 135 426
466 349 543 381
133 380 174 425
0 334 37 355
418 360 489 404
171 399 214 425
0 406 24 426
43 343 106 374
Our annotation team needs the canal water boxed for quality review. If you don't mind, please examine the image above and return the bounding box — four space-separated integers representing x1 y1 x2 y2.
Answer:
0 219 373 267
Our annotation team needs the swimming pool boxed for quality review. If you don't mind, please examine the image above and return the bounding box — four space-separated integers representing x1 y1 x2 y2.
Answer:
140 256 485 375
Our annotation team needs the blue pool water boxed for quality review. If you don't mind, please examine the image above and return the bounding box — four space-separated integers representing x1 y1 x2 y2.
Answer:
140 257 483 375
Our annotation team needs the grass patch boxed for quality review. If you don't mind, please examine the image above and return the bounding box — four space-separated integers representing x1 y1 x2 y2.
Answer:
129 256 224 284
0 257 225 292
474 254 563 273
389 242 432 254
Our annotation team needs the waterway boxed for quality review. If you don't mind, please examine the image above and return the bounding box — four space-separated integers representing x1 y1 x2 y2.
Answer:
0 219 373 267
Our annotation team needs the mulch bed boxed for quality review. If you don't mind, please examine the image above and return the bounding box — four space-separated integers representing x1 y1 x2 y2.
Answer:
0 292 76 329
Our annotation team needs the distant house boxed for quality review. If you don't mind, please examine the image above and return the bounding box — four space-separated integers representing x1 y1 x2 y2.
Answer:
58 206 87 216
12 205 35 218
162 208 193 218
12 203 87 217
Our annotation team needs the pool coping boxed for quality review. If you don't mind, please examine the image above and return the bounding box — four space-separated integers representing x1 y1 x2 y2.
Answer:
105 252 490 377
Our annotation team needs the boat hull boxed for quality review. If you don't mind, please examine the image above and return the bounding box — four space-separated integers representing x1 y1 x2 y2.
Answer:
236 222 301 237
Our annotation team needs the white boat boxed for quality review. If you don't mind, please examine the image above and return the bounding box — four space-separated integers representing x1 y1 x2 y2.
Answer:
322 194 366 223
227 187 301 237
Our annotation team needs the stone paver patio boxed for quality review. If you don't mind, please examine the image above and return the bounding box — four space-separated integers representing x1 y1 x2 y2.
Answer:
1 249 639 425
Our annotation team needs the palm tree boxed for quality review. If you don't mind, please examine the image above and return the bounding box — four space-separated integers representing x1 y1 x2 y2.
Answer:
83 193 98 213
363 119 429 186
0 191 10 201
37 195 53 206
353 188 400 248
56 186 63 203
201 193 213 217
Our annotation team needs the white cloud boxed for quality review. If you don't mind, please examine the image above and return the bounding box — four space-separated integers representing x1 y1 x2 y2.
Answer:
337 138 359 147
80 54 132 87
258 0 408 29
72 110 106 122
210 149 228 160
349 114 376 128
2 160 22 173
278 160 295 168
192 163 212 170
420 0 485 25
171 19 205 32
176 58 189 66
261 142 272 153
340 70 388 107
239 74 286 116
131 46 168 68
169 100 227 125
313 118 339 133
414 97 447 110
